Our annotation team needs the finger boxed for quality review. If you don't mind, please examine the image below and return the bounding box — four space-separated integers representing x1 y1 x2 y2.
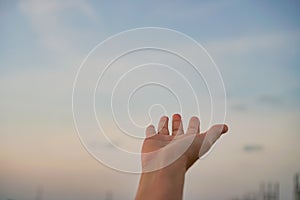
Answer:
198 124 228 158
146 125 156 137
186 116 200 134
158 116 169 135
172 114 184 135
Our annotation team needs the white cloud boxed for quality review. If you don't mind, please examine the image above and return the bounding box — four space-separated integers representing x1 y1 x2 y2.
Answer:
206 30 300 56
150 0 227 21
18 0 96 52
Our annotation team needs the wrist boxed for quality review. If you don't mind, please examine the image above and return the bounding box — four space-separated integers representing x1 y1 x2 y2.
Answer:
158 156 187 176
135 158 187 200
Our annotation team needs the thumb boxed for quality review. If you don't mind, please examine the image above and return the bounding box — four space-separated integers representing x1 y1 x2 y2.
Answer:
198 124 228 158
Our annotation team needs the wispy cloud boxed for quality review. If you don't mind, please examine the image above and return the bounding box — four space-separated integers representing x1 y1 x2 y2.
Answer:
18 0 95 52
230 104 248 112
206 30 300 56
149 0 227 21
243 144 264 152
257 94 283 106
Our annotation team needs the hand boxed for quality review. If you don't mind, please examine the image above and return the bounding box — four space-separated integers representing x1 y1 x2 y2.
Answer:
142 114 228 172
135 114 228 200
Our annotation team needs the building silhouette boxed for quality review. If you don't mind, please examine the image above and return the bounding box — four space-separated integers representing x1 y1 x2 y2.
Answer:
34 185 43 200
260 182 279 200
295 174 300 200
104 190 113 200
232 182 279 200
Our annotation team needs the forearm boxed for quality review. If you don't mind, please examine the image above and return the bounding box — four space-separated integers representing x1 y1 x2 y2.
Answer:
135 158 186 200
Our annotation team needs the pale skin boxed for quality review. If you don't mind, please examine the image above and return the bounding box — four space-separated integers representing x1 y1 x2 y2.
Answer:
135 114 228 200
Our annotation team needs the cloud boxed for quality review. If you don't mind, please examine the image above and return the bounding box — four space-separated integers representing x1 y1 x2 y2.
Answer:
257 94 283 106
230 104 248 112
206 30 300 56
18 0 95 52
243 144 264 152
149 0 227 21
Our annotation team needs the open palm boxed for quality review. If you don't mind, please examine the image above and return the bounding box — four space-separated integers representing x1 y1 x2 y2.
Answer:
141 114 228 172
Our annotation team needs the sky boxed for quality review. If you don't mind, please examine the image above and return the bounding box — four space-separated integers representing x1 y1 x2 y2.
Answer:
0 0 300 200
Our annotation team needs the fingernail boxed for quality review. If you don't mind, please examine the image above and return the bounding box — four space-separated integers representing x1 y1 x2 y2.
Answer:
173 114 181 119
222 124 228 134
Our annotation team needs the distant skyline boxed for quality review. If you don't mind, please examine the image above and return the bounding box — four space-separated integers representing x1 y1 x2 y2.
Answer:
1 1 300 200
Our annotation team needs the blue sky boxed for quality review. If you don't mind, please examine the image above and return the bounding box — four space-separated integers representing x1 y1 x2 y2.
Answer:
1 1 300 200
